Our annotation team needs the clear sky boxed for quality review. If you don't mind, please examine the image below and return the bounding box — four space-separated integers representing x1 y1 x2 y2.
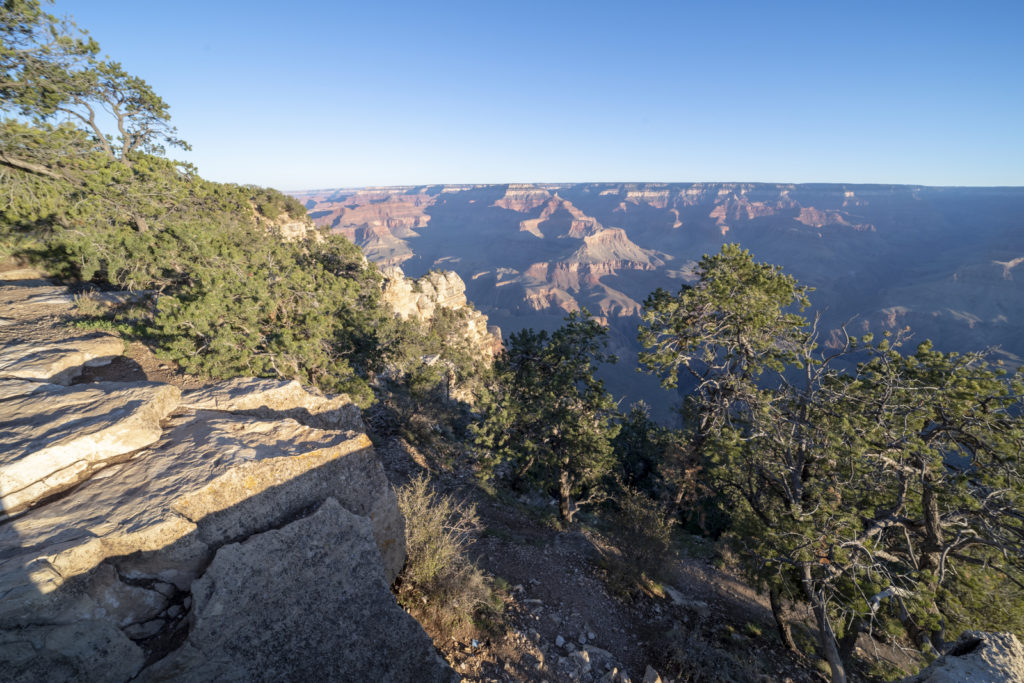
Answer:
60 0 1023 190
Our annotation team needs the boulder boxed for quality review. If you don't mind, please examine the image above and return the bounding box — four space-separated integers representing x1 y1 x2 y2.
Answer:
0 380 181 516
0 333 124 385
139 498 456 682
903 631 1024 682
180 377 363 431
0 410 406 680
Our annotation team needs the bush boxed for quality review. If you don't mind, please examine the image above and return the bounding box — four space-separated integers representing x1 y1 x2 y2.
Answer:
615 484 675 577
395 476 494 635
0 123 394 405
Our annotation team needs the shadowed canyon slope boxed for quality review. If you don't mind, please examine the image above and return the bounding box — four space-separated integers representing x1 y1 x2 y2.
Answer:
296 183 1024 421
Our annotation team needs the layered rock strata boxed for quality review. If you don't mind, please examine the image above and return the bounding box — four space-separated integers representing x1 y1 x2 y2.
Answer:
0 302 453 681
382 265 502 356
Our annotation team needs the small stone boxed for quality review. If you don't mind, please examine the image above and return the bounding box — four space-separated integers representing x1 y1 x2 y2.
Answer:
153 581 176 598
555 635 565 647
122 618 165 640
642 664 662 683
579 634 587 644
588 631 596 640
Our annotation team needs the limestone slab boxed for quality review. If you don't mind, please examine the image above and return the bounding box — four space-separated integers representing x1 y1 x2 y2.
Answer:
180 377 363 431
0 333 124 385
904 631 1024 682
0 411 401 623
0 410 404 680
138 498 456 682
0 380 181 516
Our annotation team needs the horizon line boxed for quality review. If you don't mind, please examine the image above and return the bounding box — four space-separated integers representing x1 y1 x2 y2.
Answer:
284 180 1024 194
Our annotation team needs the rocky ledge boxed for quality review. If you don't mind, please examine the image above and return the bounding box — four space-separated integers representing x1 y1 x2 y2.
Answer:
903 631 1024 682
0 295 456 681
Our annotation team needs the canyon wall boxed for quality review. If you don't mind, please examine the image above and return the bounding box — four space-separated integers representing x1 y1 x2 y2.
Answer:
296 182 1024 422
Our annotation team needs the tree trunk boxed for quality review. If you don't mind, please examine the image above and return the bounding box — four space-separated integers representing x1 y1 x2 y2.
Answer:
801 564 846 683
558 469 575 523
917 479 946 654
769 587 798 653
0 152 64 180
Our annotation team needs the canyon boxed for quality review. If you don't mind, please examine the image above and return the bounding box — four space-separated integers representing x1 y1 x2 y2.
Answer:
297 182 1024 421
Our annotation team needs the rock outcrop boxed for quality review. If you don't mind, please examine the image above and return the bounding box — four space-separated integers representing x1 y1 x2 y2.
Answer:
0 380 181 516
0 288 453 681
179 377 365 432
382 265 501 356
140 497 455 682
0 333 123 385
903 631 1024 682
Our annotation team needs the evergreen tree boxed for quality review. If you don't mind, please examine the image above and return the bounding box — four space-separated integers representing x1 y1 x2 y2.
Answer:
473 311 620 522
639 244 1024 683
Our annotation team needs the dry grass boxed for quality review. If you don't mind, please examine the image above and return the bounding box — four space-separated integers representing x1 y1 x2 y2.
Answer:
396 476 496 637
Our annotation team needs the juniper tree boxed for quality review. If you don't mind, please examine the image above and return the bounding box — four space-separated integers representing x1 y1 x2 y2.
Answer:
638 244 1024 683
473 311 620 522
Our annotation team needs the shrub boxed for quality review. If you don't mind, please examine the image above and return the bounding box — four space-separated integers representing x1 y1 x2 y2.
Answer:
615 484 675 577
395 476 493 635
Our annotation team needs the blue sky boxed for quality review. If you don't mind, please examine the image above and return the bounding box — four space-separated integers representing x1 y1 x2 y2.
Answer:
61 1 1023 190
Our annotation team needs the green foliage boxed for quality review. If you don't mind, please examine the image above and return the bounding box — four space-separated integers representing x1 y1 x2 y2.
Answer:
472 310 620 521
613 484 676 578
613 401 701 520
1 1 186 162
638 244 1024 682
249 186 307 220
383 306 491 404
639 242 810 393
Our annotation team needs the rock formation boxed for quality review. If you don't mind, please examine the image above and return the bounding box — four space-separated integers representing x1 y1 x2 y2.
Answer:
0 333 123 385
0 280 455 681
382 265 502 356
903 631 1024 682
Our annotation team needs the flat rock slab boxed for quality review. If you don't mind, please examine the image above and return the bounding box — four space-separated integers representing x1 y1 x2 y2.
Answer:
0 333 124 385
0 410 401 624
180 377 363 431
1 413 405 680
139 498 455 682
0 380 181 516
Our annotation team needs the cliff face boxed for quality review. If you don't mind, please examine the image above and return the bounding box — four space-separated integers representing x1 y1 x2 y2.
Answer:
295 182 1024 422
294 182 917 322
0 279 455 682
381 266 502 356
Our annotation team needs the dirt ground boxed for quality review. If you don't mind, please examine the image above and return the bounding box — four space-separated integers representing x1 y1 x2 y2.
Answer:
372 431 831 683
